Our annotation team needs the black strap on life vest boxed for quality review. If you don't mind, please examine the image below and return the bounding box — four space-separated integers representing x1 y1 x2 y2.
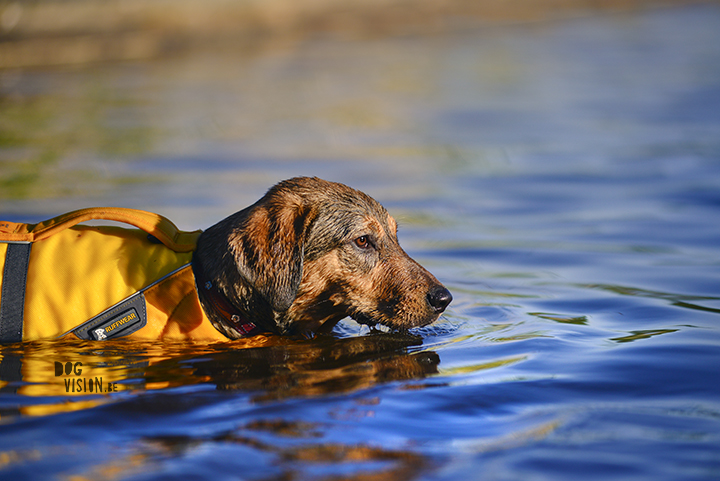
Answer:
0 242 31 343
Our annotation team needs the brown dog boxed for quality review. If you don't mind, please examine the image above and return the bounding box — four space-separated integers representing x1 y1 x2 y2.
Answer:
194 177 452 338
0 177 450 342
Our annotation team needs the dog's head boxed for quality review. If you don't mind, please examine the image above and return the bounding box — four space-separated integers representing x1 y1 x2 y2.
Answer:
195 177 452 337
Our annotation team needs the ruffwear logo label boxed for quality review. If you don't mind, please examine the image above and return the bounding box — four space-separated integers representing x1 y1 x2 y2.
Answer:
54 361 118 393
73 298 146 341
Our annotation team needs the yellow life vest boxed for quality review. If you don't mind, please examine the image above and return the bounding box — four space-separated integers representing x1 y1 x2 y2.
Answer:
0 208 229 342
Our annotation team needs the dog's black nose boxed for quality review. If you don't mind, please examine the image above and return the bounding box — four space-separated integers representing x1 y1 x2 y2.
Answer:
427 285 452 313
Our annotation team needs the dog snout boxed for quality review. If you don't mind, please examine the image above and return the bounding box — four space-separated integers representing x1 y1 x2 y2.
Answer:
426 285 452 313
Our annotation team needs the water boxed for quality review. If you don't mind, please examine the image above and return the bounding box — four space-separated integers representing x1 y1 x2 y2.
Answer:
1 5 720 480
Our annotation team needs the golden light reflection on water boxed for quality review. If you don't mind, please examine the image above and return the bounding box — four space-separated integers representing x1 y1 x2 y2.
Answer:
0 332 439 418
0 332 444 479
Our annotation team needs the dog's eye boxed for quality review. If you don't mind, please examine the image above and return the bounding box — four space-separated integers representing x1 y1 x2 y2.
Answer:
354 236 371 249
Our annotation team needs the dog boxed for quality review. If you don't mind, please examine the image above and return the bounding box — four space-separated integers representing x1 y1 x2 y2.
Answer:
0 177 451 342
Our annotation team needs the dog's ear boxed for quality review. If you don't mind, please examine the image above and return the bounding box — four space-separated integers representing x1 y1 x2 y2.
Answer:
230 200 314 313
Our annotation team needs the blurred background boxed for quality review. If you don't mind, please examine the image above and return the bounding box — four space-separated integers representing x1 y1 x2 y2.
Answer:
1 0 700 68
1 0 711 225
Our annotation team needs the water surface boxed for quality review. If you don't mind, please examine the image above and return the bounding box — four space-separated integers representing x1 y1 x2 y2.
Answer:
1 5 720 480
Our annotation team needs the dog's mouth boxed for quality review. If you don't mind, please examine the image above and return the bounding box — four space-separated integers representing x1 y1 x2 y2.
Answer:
347 285 451 332
350 311 438 332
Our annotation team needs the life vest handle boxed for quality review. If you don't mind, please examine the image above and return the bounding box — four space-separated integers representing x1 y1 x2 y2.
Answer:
0 207 201 252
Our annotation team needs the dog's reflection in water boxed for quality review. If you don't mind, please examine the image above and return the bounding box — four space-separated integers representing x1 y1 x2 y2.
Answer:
133 332 438 481
0 331 439 411
0 332 439 480
190 331 439 400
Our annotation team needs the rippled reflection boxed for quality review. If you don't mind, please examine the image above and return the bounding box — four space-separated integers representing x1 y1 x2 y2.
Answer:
0 331 438 418
59 426 429 481
580 283 720 315
0 333 439 478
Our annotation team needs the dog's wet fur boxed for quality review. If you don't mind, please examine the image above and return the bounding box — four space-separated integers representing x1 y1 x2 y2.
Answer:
193 177 452 338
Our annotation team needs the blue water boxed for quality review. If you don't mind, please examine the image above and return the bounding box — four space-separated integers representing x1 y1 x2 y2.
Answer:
1 5 720 480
